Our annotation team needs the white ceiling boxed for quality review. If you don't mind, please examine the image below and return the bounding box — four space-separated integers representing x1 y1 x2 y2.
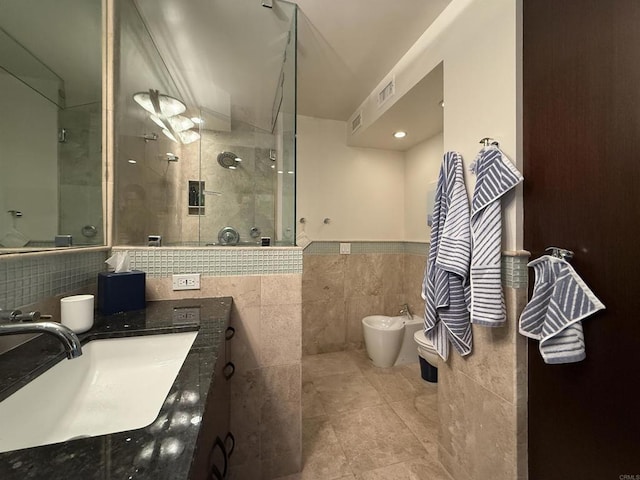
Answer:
293 0 451 121
0 0 449 149
0 0 102 107
348 62 443 151
136 0 449 145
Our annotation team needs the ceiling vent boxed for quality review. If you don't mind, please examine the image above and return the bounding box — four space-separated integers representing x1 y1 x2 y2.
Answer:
351 111 363 134
377 76 395 108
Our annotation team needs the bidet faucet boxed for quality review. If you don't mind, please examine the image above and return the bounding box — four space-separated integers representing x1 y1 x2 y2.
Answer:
0 308 82 359
399 303 412 319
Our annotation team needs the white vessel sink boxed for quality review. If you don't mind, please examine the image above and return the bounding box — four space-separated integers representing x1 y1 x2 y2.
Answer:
0 331 198 453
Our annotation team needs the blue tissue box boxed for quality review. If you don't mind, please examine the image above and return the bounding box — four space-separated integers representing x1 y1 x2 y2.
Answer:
98 270 146 315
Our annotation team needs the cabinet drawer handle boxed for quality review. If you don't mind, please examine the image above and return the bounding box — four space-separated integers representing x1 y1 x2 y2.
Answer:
223 362 235 380
208 435 228 480
225 431 236 458
225 326 235 340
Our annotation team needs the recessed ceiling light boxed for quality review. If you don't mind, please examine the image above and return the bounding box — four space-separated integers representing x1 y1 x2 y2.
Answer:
127 159 137 164
393 131 407 139
439 100 444 108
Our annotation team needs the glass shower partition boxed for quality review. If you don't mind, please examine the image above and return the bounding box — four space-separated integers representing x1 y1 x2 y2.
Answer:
115 0 297 247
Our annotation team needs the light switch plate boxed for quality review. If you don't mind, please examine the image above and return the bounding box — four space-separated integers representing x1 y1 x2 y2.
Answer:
339 243 351 254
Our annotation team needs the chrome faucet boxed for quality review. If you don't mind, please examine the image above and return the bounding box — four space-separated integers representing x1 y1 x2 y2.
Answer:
399 303 413 319
0 309 82 359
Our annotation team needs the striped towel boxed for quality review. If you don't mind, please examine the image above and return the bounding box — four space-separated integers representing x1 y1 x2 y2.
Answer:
519 255 605 364
422 151 472 360
470 146 523 327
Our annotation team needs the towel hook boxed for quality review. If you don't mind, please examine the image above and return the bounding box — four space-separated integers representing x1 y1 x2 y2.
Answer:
479 137 499 147
545 246 574 261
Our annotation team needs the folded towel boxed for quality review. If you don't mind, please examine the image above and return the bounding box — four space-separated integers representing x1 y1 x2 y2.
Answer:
519 255 605 364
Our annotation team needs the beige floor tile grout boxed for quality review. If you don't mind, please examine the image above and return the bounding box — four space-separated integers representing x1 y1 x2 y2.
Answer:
298 351 450 480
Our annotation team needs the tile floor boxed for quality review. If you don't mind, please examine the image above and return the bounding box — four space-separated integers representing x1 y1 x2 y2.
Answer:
275 350 453 480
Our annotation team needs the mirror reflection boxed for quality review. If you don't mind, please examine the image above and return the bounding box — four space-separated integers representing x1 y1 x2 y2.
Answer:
115 0 296 247
0 0 103 253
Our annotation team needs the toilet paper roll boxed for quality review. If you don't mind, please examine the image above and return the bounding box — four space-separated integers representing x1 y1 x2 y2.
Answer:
61 294 94 333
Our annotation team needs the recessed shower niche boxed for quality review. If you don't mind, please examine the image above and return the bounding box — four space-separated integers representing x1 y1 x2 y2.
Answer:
114 0 296 247
188 181 205 216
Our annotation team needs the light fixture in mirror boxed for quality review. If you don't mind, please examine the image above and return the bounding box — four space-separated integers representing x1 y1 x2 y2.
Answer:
133 90 186 117
150 114 194 132
178 130 200 144
162 128 178 143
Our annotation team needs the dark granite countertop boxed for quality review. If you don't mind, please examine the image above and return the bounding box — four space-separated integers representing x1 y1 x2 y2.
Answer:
0 297 233 480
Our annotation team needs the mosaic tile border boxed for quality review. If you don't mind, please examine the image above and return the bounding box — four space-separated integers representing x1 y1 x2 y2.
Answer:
0 249 108 309
304 241 429 255
114 247 303 277
502 251 531 289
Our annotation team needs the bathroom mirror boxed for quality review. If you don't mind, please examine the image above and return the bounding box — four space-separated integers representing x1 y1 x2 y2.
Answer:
0 0 104 254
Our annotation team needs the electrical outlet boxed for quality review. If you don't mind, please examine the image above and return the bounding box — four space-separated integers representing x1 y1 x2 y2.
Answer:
172 307 201 324
339 242 351 254
172 273 201 291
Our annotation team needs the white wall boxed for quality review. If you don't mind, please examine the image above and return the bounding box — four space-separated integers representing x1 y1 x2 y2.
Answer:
348 0 521 249
0 72 58 244
443 0 520 249
296 115 405 241
298 0 520 248
404 133 443 242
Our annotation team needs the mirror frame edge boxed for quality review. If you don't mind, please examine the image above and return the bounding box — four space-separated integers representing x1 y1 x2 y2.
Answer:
103 0 114 250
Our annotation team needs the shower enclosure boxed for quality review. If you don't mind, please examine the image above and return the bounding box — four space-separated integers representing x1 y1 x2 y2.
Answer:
115 0 297 246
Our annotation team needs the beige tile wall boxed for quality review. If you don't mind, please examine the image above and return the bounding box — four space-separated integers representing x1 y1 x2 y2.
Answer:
302 252 427 355
436 252 529 480
302 249 529 480
146 274 302 480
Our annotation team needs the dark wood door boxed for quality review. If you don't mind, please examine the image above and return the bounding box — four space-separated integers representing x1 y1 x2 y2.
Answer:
524 1 640 478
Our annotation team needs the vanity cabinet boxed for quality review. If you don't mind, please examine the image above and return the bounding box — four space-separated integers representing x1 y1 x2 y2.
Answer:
189 325 236 480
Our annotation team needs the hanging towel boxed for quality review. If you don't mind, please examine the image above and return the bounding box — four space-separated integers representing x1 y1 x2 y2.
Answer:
422 151 472 360
519 255 605 364
469 146 523 327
